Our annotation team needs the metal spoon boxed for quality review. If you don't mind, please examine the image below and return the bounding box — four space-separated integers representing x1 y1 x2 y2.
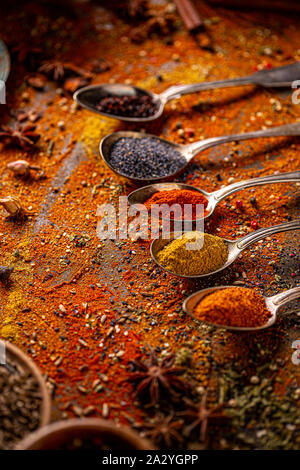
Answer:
74 62 300 122
127 171 300 220
150 219 300 279
0 38 10 82
183 285 300 332
100 122 300 183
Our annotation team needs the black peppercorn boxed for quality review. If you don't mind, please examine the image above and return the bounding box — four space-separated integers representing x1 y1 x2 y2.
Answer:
96 94 158 118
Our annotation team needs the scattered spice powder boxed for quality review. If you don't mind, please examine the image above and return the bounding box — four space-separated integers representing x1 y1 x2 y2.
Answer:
157 231 228 276
193 287 272 328
144 189 208 219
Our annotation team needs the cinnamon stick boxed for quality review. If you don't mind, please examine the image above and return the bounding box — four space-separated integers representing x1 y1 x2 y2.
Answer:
174 0 204 33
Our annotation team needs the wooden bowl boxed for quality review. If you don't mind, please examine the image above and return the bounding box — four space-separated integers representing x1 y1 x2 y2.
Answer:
16 418 154 450
4 341 51 428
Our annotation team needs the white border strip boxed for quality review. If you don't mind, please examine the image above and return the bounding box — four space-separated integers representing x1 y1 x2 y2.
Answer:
0 340 5 364
0 79 6 104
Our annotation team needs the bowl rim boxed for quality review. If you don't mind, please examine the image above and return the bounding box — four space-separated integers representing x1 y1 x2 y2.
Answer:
16 418 155 450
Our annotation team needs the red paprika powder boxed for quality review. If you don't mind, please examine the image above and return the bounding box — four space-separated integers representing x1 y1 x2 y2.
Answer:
144 189 208 220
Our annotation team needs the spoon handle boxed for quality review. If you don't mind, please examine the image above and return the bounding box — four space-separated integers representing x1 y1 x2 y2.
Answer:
186 122 300 158
159 76 254 102
237 219 300 250
269 286 300 308
212 171 300 201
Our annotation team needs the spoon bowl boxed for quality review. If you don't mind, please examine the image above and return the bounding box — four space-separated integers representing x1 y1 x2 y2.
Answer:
150 220 300 279
128 182 211 219
150 232 237 279
74 83 163 122
100 130 192 183
183 285 300 332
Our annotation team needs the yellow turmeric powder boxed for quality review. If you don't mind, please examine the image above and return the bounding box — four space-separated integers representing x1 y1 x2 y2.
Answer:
157 231 228 276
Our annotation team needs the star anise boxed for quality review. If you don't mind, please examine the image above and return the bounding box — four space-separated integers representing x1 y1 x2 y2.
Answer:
39 61 92 82
138 414 184 448
129 350 186 404
0 124 40 150
179 394 231 442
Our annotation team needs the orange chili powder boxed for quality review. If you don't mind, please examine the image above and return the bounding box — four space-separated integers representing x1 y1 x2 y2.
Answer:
144 189 208 219
193 287 272 328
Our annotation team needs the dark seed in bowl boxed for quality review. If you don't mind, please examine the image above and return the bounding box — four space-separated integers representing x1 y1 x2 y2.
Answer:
109 137 186 179
96 94 158 118
0 358 42 449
